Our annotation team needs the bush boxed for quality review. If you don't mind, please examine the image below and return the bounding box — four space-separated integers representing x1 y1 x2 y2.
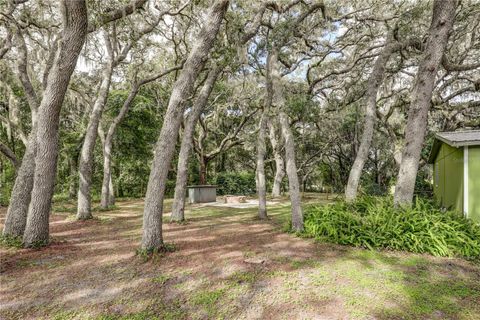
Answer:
302 196 480 259
215 172 256 196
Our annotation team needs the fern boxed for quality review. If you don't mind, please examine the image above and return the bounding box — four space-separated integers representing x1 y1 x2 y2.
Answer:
302 196 480 259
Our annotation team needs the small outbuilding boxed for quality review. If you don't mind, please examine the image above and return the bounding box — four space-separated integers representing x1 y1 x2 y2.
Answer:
428 130 480 223
187 185 217 203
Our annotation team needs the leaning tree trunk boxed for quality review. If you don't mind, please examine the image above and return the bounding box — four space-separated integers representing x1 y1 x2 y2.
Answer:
99 64 183 209
99 86 139 209
0 142 20 170
270 49 303 231
394 0 458 207
2 129 36 238
345 36 397 202
268 119 284 197
23 0 88 247
171 66 221 222
256 111 268 219
77 61 113 219
141 0 229 251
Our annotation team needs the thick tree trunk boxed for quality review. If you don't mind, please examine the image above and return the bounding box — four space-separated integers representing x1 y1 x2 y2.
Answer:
270 49 303 231
394 0 458 207
2 130 36 237
256 112 268 219
171 66 221 222
279 111 304 231
141 0 229 250
345 36 396 202
23 0 88 247
77 60 113 219
268 119 284 197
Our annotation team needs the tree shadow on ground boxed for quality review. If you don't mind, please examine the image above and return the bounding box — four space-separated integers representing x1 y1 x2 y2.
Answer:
0 200 479 320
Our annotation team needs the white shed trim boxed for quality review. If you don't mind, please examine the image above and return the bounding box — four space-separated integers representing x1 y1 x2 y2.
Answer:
463 146 469 218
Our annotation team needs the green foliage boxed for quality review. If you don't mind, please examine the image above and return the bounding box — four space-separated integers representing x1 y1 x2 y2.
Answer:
302 196 480 259
192 288 225 307
136 242 177 261
0 235 23 248
215 171 256 195
0 163 15 206
152 274 172 285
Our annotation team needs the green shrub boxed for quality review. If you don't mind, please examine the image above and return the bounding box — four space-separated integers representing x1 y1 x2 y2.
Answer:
215 172 256 195
302 196 480 259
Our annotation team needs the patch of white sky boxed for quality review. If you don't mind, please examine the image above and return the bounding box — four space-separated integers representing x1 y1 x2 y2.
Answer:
284 21 346 82
76 2 184 79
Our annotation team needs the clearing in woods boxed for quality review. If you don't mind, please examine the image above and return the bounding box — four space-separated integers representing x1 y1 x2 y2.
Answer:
1 195 479 320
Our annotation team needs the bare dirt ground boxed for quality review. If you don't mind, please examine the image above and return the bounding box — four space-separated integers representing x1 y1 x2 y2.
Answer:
1 198 479 320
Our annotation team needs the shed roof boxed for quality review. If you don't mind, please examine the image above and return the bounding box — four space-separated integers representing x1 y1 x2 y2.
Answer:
428 130 480 164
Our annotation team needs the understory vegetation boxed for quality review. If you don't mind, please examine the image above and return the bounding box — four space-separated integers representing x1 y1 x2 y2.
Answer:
303 197 480 259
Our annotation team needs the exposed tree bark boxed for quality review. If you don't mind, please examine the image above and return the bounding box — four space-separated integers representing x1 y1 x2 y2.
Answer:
345 36 396 202
2 131 35 237
108 175 115 206
171 66 222 222
270 49 303 231
100 64 182 209
345 34 422 201
0 141 19 170
87 0 148 33
77 34 114 220
268 119 284 197
2 23 40 238
141 0 229 250
255 51 275 219
23 0 88 247
99 86 137 209
256 111 268 219
394 0 458 207
198 159 208 185
278 110 304 231
193 108 256 184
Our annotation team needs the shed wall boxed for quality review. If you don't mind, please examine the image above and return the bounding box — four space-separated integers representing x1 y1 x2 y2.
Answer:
468 146 480 223
433 143 463 213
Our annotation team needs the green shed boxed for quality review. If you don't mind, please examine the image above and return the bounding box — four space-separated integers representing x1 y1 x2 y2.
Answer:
428 130 480 224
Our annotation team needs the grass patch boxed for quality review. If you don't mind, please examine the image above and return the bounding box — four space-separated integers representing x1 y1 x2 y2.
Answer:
302 196 480 259
192 288 225 307
152 274 172 285
136 242 177 261
227 270 260 285
0 234 23 248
